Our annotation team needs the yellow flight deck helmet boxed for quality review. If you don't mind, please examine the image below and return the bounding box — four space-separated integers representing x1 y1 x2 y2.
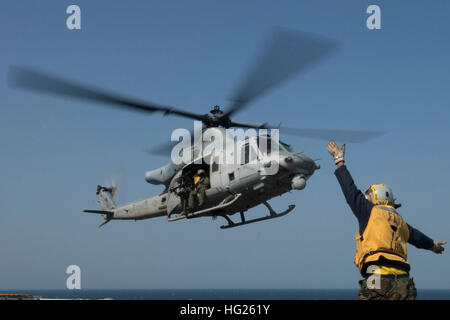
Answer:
365 184 396 206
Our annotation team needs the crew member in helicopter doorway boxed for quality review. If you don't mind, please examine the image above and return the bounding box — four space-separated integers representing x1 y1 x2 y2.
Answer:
188 169 210 211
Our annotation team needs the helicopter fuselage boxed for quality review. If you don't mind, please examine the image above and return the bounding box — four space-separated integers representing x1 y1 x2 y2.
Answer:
96 128 319 226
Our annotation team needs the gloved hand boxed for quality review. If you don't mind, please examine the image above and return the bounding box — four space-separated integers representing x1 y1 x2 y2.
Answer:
431 241 446 254
327 140 346 165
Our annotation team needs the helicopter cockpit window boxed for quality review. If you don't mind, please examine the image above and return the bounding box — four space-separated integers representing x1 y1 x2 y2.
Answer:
257 136 288 154
257 136 272 155
241 143 257 164
277 142 287 152
280 141 292 152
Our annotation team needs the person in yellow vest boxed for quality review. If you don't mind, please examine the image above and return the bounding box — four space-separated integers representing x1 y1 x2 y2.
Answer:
327 140 445 300
188 169 210 211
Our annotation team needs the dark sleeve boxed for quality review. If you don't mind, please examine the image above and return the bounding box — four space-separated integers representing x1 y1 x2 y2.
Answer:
407 224 434 250
334 165 374 234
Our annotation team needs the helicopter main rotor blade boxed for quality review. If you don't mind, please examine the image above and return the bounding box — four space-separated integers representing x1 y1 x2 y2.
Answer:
230 120 383 143
224 28 339 118
151 122 383 156
228 120 268 130
147 125 205 156
8 66 207 121
277 127 384 143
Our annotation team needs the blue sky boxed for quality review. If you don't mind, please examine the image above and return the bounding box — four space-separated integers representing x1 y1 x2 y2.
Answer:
0 0 449 290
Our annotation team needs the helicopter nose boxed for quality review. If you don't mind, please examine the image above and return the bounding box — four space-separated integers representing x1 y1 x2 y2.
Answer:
280 153 318 173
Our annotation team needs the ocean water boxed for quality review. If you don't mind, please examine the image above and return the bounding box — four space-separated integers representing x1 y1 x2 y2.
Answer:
3 289 450 300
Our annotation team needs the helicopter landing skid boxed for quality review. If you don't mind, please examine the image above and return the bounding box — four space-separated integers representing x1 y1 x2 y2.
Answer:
220 201 295 229
168 193 242 222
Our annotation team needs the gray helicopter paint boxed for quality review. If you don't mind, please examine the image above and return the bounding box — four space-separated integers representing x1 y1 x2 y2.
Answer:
90 127 319 225
145 162 183 186
109 193 167 220
98 189 117 211
144 127 235 186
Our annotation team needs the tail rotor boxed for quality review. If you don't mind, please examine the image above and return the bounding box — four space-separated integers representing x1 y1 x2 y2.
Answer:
83 180 121 228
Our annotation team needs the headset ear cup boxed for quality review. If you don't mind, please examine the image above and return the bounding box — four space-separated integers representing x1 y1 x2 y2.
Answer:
365 190 373 203
365 186 372 203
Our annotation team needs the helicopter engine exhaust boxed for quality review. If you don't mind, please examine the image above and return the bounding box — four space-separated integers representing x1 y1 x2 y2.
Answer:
145 162 181 185
291 175 306 190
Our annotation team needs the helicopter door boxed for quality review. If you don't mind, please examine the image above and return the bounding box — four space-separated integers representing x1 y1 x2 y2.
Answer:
209 153 222 189
220 144 237 189
209 150 228 189
235 141 260 183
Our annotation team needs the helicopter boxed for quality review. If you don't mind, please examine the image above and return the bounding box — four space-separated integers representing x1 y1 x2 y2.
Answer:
8 28 382 229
